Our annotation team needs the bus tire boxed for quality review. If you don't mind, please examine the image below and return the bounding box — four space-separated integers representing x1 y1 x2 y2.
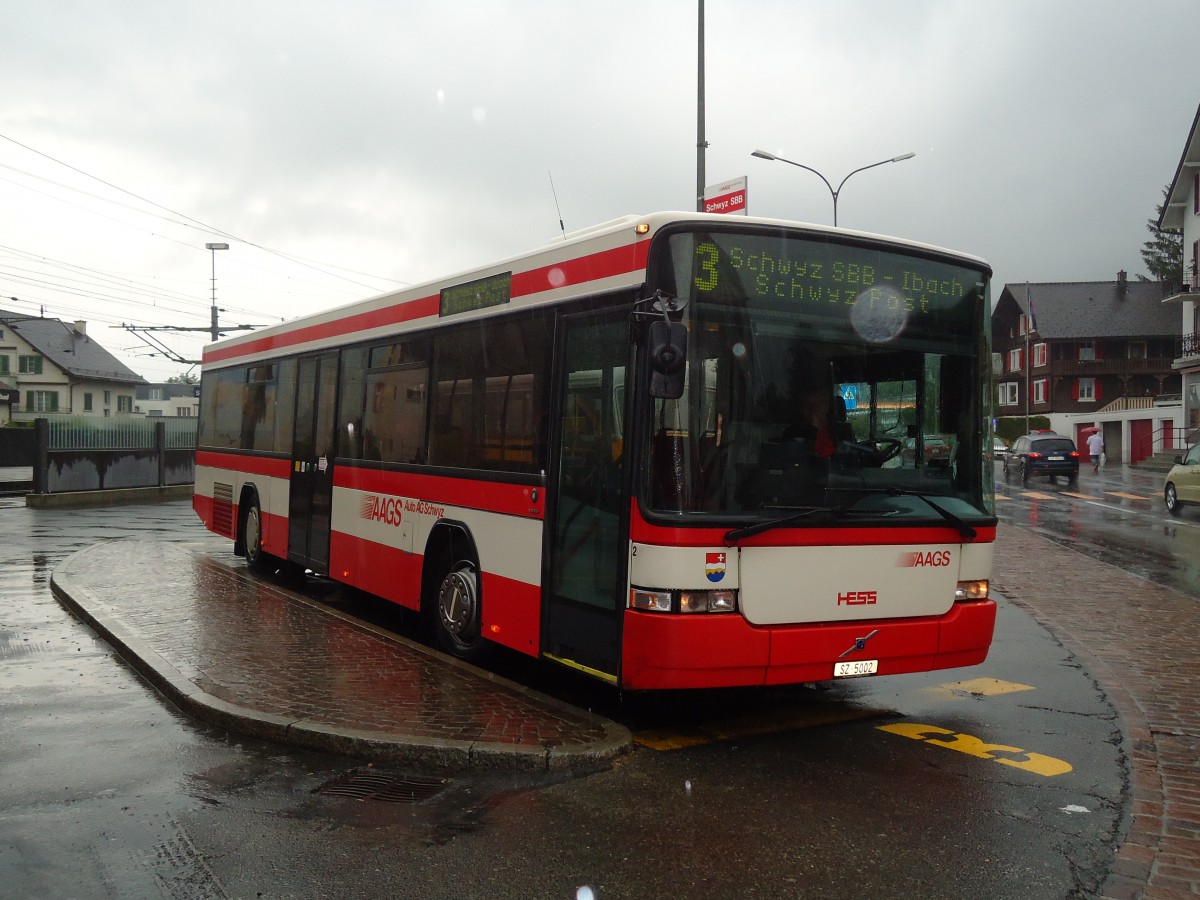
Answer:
433 559 487 663
239 491 271 572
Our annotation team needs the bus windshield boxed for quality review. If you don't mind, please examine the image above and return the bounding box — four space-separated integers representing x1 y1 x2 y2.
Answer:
643 228 994 526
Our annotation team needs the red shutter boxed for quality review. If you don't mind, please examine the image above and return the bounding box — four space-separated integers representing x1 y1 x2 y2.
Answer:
1072 380 1080 401
1095 381 1103 402
1093 342 1103 361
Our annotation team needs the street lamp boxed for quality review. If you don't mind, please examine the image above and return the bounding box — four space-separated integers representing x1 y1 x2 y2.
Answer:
204 242 229 342
750 149 915 227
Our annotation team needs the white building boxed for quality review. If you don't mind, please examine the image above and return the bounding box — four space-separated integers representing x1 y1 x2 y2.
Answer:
1159 102 1200 439
0 312 144 419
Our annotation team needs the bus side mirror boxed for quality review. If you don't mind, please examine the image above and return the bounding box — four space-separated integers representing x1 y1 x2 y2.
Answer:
648 320 687 399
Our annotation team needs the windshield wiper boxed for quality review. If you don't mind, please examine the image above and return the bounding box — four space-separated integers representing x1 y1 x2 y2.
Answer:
835 487 977 540
724 506 832 544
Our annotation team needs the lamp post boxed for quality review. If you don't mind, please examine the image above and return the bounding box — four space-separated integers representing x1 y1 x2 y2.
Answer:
750 149 915 227
204 242 229 342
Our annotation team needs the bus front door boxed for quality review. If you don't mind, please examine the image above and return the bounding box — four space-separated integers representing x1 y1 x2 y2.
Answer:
543 313 629 683
288 351 338 574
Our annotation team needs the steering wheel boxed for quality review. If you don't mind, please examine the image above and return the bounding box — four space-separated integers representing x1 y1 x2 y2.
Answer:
842 438 903 467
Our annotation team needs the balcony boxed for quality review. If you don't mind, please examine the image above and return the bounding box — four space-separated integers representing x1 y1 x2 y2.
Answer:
1161 273 1200 304
1052 356 1178 376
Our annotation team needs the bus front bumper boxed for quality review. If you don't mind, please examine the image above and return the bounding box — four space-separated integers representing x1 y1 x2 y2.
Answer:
619 599 997 691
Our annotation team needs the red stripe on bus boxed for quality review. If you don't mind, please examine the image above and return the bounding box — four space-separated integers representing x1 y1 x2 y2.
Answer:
628 502 996 546
205 238 650 366
204 295 440 364
334 466 544 519
510 240 650 297
196 450 292 479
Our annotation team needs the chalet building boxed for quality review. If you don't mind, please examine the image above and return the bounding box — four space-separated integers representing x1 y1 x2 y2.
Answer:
992 277 1182 464
0 311 145 419
1157 101 1200 433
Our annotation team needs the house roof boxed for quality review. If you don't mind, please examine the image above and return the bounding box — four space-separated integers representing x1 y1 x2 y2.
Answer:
1158 102 1200 232
996 280 1179 340
0 312 145 384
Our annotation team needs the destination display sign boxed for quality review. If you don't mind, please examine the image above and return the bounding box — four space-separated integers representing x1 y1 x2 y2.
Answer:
676 231 986 341
440 271 512 317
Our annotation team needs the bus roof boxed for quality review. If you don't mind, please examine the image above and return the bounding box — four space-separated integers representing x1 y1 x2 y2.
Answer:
202 211 990 370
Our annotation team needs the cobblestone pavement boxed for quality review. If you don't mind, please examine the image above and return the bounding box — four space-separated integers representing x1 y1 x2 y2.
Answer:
993 523 1200 899
51 539 629 773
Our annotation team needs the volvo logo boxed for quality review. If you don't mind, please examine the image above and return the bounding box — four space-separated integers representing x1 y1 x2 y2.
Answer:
839 629 879 659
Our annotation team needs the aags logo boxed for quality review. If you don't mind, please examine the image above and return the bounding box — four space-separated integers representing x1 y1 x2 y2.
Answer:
899 550 952 567
838 590 878 606
360 494 403 527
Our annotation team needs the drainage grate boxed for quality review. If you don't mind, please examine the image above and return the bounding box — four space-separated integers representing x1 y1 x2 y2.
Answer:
315 770 450 804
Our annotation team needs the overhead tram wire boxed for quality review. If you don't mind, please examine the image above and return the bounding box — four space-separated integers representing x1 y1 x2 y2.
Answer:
0 132 409 293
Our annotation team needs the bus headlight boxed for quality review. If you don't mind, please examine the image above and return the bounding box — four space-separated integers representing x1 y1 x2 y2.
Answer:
630 588 739 613
955 580 989 601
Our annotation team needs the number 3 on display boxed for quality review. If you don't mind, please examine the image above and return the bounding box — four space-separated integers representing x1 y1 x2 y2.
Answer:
694 242 719 291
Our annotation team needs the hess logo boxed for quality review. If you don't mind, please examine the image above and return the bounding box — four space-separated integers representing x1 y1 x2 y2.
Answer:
899 550 952 567
838 590 878 606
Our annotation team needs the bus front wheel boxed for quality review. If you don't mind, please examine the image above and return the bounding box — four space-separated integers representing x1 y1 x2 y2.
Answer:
434 560 487 662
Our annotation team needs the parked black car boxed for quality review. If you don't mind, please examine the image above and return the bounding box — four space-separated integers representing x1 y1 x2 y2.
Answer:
1003 432 1081 485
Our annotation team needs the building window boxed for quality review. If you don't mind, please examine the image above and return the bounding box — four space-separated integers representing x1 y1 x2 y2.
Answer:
1032 343 1048 367
1033 379 1047 404
25 390 59 412
117 395 133 413
1007 348 1023 372
83 393 93 411
104 390 111 405
148 387 164 400
998 382 1019 406
1078 342 1095 361
0 355 8 375
19 355 43 375
1078 377 1096 401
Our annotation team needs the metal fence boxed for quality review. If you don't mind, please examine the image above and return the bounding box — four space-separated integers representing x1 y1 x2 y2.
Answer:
45 416 198 451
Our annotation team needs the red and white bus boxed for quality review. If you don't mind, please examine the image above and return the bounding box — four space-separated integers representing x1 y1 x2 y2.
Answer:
194 212 997 690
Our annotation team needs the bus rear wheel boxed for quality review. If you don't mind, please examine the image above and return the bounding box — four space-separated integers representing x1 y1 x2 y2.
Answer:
434 560 487 662
241 494 272 572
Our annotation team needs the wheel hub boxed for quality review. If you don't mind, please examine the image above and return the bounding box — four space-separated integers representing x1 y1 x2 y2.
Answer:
438 567 477 638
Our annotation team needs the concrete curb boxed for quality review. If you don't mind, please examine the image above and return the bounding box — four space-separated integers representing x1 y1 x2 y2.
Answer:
27 484 194 508
50 540 632 774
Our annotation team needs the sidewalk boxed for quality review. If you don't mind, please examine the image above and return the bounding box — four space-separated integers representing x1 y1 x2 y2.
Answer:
993 525 1200 899
50 540 630 773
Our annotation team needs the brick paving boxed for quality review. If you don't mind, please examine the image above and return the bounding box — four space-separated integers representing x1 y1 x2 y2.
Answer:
50 539 629 773
993 523 1200 899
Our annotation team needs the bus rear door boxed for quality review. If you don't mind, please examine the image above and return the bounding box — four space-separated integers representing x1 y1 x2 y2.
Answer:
288 351 339 573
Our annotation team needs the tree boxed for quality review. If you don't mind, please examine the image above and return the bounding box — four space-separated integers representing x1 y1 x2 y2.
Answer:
166 373 199 385
1141 184 1183 281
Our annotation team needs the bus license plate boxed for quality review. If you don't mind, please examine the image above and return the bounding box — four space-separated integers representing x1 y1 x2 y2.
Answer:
834 659 879 678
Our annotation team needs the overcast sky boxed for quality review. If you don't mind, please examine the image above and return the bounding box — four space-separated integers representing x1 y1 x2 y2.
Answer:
2 0 1198 381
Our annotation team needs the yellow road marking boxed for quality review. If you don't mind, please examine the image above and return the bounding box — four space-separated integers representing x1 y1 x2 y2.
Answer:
634 704 890 750
1105 491 1150 501
1020 491 1057 500
921 677 1036 702
878 722 1072 777
1061 491 1099 500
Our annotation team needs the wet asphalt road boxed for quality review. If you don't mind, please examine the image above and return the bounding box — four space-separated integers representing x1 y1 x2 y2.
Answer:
0 498 1133 899
994 460 1200 595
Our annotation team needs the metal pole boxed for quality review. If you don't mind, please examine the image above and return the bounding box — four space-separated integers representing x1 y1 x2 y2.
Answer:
205 242 229 342
696 0 706 212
